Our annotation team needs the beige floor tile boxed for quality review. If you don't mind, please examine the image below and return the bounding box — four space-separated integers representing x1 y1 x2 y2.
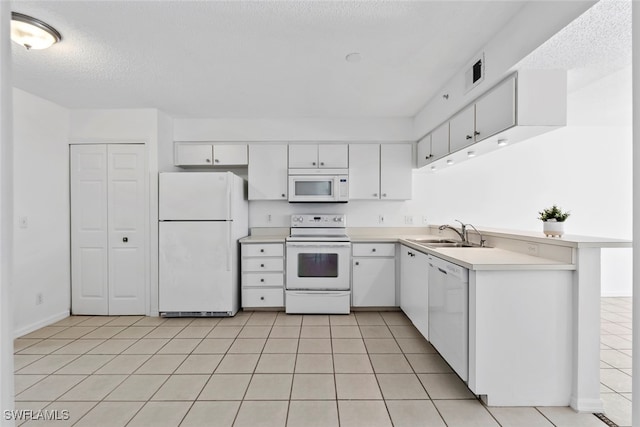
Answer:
300 326 331 338
334 354 373 373
14 338 42 352
22 327 67 339
274 313 303 326
94 354 151 374
157 338 202 354
389 325 422 338
288 400 339 427
338 400 392 427
294 354 333 373
111 326 155 339
161 318 195 326
73 401 144 427
14 401 50 427
238 326 272 338
58 374 127 401
355 312 386 326
22 401 98 427
53 339 105 355
331 325 362 338
263 338 299 353
144 326 185 339
207 326 242 338
55 354 114 374
105 374 168 401
234 401 289 427
246 312 278 326
601 334 632 349
487 407 554 427
256 353 296 373
380 312 412 326
229 338 267 353
245 373 293 400
298 338 331 353
16 375 86 401
151 374 209 400
119 338 169 354
364 338 402 353
370 354 413 373
176 354 223 374
77 317 119 327
601 349 633 369
14 355 44 372
302 315 330 325
88 338 137 354
193 338 234 354
601 368 632 392
330 314 358 325
377 373 429 399
199 373 251 400
52 316 91 327
291 374 336 400
215 354 260 373
17 339 73 355
602 392 632 427
132 316 167 326
386 400 446 427
50 326 96 339
406 353 453 374
332 338 367 353
14 375 46 394
269 326 301 338
175 326 214 338
135 354 187 374
105 315 145 326
217 315 250 327
81 326 126 339
181 401 240 427
418 373 475 399
189 318 221 327
360 325 393 338
536 407 608 427
125 401 191 427
17 354 79 374
335 374 382 399
434 400 499 427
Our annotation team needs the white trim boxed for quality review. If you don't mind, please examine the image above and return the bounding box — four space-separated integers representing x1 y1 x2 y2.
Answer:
569 396 604 414
13 310 70 338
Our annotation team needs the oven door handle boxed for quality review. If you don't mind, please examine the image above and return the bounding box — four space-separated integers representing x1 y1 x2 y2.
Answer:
286 243 351 248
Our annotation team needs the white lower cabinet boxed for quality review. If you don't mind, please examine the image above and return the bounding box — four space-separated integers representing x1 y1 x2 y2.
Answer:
352 243 396 307
241 242 285 308
400 245 429 338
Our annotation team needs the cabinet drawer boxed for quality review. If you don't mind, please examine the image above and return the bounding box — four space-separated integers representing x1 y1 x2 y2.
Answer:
243 273 284 287
243 244 284 257
352 243 395 257
243 258 283 272
242 288 284 307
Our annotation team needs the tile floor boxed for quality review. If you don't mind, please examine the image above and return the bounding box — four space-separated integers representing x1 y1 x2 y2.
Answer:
11 298 631 427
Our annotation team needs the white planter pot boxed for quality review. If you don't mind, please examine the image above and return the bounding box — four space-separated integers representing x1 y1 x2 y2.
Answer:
543 221 564 237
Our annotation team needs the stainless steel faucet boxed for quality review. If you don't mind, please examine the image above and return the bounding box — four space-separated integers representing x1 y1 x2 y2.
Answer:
439 220 486 247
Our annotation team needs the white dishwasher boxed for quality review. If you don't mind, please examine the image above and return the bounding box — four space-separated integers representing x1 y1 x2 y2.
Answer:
428 255 469 382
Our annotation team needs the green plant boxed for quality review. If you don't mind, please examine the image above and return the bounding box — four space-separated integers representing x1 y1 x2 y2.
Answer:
538 204 570 222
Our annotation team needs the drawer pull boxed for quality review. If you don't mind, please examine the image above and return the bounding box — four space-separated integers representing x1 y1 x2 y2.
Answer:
260 249 265 253
372 248 376 252
260 278 265 283
260 264 265 268
260 296 265 301
355 261 359 266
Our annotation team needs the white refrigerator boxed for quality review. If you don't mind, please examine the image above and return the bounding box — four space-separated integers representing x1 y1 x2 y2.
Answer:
159 172 248 316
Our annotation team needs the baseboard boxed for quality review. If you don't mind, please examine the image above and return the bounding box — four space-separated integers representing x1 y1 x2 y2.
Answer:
569 396 604 413
14 310 70 338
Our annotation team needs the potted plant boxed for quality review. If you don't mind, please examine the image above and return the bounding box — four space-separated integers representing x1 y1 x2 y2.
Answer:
538 204 570 237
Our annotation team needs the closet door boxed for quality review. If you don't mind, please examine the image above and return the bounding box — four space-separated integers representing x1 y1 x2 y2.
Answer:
71 145 109 315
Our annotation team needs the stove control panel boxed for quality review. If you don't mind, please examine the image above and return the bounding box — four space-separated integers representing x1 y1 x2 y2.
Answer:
291 214 346 227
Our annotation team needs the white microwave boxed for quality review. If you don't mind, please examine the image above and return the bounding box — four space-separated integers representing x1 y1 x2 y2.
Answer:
288 171 349 203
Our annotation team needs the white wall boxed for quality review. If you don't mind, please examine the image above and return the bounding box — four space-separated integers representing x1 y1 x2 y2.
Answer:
13 89 71 336
413 66 632 296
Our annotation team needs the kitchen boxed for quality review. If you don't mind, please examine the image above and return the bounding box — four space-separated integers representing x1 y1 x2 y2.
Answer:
0 0 636 426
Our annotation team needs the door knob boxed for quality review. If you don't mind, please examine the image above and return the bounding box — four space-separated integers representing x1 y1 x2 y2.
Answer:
122 237 128 243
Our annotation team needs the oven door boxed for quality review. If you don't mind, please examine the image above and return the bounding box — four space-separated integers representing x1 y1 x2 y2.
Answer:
286 241 351 290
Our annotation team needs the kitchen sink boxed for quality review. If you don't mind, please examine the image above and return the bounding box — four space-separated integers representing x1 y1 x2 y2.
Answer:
407 238 458 244
407 238 488 248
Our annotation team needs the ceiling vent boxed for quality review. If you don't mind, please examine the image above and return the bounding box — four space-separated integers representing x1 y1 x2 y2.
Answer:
465 52 485 93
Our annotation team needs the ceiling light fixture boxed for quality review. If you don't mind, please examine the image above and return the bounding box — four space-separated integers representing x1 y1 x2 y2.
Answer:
497 139 508 147
446 159 454 165
345 52 362 63
467 150 476 158
11 12 61 50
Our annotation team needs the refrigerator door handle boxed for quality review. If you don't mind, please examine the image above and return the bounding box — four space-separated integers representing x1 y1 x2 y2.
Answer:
227 221 232 272
226 172 232 220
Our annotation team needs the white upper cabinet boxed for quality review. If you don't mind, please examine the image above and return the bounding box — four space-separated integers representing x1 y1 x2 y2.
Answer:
289 144 348 168
248 144 288 200
417 134 432 168
349 144 380 200
475 76 516 142
430 123 450 161
174 143 248 166
380 144 412 200
449 104 476 152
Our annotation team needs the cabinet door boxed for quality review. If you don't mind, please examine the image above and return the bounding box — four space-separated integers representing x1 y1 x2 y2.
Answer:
417 134 432 168
430 123 450 160
174 144 213 166
318 144 348 168
288 144 318 168
348 144 380 200
475 76 516 142
449 105 476 153
400 247 429 338
380 144 412 200
248 144 288 200
213 145 248 166
352 258 396 307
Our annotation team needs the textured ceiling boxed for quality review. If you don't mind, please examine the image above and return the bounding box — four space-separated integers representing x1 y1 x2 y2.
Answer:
10 0 529 118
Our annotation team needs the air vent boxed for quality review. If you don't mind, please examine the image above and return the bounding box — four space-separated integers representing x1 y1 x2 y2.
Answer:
465 52 485 93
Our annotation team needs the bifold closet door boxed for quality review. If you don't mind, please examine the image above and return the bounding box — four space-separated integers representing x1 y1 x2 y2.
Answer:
71 144 146 315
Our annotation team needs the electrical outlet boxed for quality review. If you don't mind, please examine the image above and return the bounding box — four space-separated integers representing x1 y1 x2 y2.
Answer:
267 214 272 223
19 216 28 229
404 215 414 225
422 216 429 225
36 292 43 305
526 243 539 256
378 215 385 224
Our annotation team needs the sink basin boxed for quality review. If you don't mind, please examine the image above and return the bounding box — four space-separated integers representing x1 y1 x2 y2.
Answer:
407 238 458 244
407 238 489 249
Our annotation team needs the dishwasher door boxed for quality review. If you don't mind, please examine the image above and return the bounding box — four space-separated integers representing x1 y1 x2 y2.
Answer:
428 256 469 381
